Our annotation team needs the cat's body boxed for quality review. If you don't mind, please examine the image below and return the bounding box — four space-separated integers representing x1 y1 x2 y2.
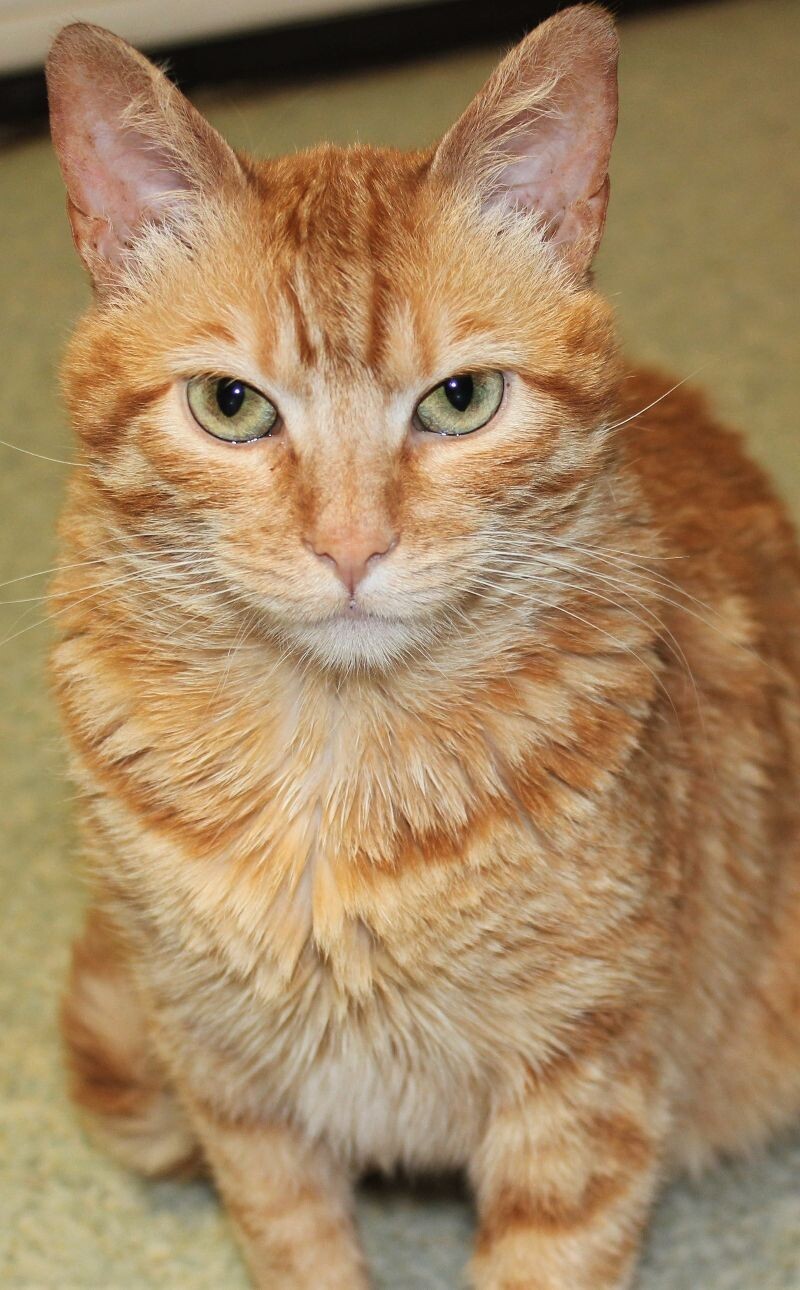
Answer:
46 9 800 1289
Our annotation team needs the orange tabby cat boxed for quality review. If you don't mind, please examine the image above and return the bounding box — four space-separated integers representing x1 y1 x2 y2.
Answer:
45 7 800 1288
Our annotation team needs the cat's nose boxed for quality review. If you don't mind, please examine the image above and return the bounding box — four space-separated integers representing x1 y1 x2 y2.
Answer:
307 529 397 596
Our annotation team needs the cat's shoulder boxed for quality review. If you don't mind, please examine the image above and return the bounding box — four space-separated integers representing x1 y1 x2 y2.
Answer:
616 365 800 621
618 364 787 525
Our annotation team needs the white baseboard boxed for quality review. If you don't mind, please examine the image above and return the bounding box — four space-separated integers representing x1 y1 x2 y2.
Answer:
0 0 430 75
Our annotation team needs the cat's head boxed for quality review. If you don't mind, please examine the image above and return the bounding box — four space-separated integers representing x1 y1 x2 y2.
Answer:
47 6 621 674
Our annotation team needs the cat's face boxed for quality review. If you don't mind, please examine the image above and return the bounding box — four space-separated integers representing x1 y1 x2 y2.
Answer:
50 9 620 672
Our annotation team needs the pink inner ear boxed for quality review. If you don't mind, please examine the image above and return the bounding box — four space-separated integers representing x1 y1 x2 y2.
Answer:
492 99 610 243
490 71 616 248
67 91 191 263
83 121 190 229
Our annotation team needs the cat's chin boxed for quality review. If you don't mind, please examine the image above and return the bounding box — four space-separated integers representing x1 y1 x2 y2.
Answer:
285 611 429 673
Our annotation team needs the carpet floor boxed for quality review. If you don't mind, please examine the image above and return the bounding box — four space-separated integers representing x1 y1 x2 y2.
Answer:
1 1 799 1285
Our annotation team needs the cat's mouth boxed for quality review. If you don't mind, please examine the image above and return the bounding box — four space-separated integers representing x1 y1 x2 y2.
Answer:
342 600 387 621
289 604 427 670
326 605 404 628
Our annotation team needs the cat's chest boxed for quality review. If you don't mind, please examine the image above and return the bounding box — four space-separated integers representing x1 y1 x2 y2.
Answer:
68 631 642 1002
70 639 662 1168
78 653 531 969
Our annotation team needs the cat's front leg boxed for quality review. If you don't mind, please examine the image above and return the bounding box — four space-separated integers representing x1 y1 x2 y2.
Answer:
468 1033 665 1290
187 1099 369 1289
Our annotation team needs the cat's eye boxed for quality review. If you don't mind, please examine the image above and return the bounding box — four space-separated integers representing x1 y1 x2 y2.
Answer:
415 370 504 436
186 376 279 443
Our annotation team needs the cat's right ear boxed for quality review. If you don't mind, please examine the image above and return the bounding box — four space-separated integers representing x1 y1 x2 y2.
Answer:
46 23 244 290
432 4 619 280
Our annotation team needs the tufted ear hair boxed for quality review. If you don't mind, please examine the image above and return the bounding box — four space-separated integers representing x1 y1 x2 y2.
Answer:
432 4 619 279
46 23 244 289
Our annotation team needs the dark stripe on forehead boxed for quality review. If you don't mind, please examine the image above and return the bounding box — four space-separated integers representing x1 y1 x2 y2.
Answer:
265 146 433 375
276 167 328 367
188 321 238 346
284 174 317 247
286 271 317 368
365 165 393 374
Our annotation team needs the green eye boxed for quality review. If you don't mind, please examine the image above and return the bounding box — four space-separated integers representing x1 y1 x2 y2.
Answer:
415 370 504 436
186 376 278 443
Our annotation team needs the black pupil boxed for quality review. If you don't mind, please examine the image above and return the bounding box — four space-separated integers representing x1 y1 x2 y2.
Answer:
444 375 474 412
216 379 246 418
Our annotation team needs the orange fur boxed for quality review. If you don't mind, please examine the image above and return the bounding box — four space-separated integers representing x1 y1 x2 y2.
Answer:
45 8 800 1288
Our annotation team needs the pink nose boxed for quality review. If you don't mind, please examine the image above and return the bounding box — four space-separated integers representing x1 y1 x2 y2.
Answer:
307 530 397 595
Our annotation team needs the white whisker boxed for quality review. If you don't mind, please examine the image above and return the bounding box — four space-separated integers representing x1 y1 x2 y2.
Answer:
0 435 87 469
603 368 705 435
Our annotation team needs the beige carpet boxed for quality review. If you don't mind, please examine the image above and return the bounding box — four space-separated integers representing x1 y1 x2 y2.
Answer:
1 1 799 1285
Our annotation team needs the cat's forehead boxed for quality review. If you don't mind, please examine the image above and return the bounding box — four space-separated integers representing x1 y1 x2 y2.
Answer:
188 143 552 395
152 141 571 414
247 144 442 386
255 143 431 240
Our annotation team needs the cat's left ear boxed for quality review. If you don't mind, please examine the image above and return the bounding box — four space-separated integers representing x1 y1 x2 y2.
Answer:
46 23 245 290
432 4 619 279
